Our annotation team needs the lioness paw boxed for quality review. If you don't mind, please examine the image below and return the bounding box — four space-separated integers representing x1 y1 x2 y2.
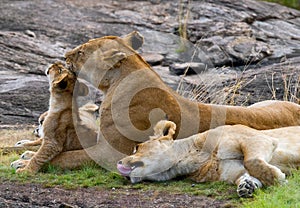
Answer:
21 151 36 160
10 159 29 170
14 139 31 147
237 178 262 198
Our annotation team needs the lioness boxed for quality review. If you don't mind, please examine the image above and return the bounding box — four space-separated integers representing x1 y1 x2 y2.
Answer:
11 62 98 173
54 31 300 165
118 120 300 197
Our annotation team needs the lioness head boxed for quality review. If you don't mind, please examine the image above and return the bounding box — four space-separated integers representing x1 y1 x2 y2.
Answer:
64 31 144 75
117 120 177 183
46 62 88 96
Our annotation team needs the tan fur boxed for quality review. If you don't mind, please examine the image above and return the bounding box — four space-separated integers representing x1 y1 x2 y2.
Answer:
118 120 300 197
12 62 98 173
16 102 98 149
46 31 300 170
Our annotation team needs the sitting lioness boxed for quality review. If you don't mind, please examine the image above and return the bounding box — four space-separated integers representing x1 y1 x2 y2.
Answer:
45 31 300 170
11 62 98 173
118 120 300 197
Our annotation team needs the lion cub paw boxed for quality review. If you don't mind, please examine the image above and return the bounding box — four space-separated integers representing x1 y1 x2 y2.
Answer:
10 159 29 170
20 151 36 160
237 174 262 198
16 167 34 174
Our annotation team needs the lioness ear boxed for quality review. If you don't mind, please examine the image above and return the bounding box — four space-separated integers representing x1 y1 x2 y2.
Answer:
122 31 144 50
75 82 89 97
162 121 176 138
103 49 127 67
151 120 176 140
53 74 68 90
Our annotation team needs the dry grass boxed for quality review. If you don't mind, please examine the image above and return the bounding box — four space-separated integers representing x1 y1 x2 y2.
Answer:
0 128 35 148
176 66 255 106
265 59 300 104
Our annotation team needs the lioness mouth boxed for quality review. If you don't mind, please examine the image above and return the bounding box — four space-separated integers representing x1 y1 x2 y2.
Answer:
117 163 131 176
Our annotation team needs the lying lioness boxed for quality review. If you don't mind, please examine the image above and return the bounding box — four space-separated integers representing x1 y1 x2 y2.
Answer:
11 62 98 173
118 120 300 197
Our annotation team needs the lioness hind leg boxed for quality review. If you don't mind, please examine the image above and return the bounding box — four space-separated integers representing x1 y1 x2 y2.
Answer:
236 173 262 198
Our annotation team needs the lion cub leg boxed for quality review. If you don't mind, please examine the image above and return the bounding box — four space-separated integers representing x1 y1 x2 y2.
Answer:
16 138 63 174
241 136 286 186
10 151 37 170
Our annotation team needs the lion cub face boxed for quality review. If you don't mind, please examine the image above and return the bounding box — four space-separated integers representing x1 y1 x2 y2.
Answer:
46 62 77 94
117 120 177 183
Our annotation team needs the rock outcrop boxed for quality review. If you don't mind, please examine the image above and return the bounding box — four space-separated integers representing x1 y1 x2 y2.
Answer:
0 0 299 126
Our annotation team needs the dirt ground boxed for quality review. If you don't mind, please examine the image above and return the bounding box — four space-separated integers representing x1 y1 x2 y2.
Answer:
0 181 233 208
0 127 237 208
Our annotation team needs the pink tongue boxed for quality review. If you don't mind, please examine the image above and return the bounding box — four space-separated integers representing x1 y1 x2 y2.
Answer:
117 164 131 176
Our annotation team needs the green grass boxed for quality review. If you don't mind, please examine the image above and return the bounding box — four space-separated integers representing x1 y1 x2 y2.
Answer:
2 132 300 207
0 152 240 203
243 170 300 208
263 0 300 9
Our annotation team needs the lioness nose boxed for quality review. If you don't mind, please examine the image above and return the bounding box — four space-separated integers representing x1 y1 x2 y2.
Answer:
130 161 144 168
117 160 122 165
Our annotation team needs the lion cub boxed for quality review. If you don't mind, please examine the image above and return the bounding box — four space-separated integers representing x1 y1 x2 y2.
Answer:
12 62 98 173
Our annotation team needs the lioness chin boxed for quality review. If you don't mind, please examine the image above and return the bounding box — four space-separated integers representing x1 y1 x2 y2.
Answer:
118 120 300 198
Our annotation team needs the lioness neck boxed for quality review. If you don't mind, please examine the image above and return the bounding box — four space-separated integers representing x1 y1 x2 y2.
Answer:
165 135 209 178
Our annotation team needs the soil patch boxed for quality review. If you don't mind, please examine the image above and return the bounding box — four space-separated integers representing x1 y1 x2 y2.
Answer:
0 181 234 208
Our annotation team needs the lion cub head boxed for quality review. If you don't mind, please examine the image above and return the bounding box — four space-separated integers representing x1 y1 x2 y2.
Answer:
46 62 88 97
117 120 177 183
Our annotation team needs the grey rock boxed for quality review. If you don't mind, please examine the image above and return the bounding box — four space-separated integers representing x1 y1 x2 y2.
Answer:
0 0 300 126
169 62 206 75
141 53 164 66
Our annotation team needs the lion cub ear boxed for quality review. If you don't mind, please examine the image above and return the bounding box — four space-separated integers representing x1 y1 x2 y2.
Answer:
122 31 144 50
53 74 69 90
151 120 176 140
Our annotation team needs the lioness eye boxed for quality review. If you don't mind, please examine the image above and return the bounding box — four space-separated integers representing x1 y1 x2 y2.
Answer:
133 145 139 154
78 51 84 56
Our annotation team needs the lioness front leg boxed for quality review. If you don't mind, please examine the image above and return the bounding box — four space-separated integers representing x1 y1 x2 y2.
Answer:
218 159 261 198
16 138 63 174
241 136 286 186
